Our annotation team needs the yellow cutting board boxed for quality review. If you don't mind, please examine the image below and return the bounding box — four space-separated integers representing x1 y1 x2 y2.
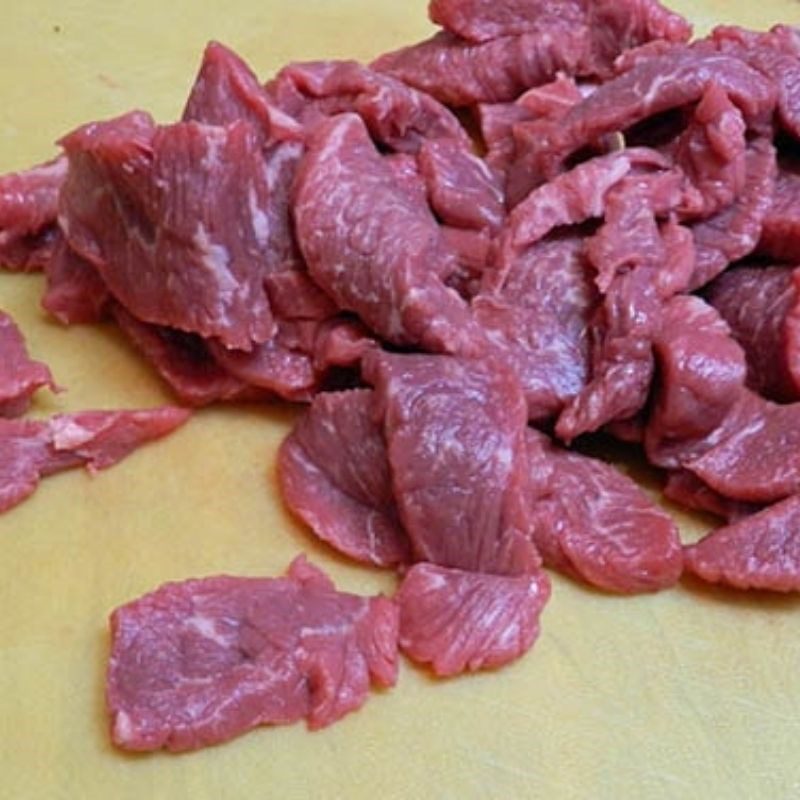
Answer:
2 2 800 798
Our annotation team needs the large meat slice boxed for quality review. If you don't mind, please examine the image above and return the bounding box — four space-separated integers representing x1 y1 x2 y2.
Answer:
278 389 409 568
689 139 777 290
0 406 190 513
0 310 58 417
106 556 399 752
705 265 800 402
293 114 478 354
59 111 276 350
429 0 690 49
684 495 800 592
265 60 469 154
517 50 775 181
365 351 539 576
396 562 550 676
182 41 303 143
686 394 800 504
0 156 66 272
526 429 682 593
758 160 800 262
474 235 596 421
645 295 746 468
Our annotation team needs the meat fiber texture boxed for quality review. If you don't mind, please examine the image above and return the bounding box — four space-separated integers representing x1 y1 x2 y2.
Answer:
106 556 398 751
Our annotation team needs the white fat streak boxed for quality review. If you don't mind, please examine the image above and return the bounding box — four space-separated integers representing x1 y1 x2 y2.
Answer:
113 711 135 744
248 186 270 249
186 615 232 648
192 224 238 301
50 418 96 449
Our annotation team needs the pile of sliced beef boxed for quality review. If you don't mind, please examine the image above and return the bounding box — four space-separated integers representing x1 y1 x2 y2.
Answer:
4 0 800 754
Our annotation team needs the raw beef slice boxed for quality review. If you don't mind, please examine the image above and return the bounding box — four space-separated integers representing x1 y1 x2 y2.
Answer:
758 160 800 262
293 113 478 354
106 555 399 751
684 495 800 592
364 351 540 576
0 406 190 513
0 310 58 417
396 562 550 676
59 111 276 350
526 429 683 593
278 389 409 567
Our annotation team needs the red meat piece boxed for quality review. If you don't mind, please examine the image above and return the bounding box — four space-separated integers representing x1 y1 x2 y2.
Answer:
106 556 399 752
526 429 682 593
0 310 57 417
396 562 550 676
293 113 478 354
0 406 190 513
364 351 540 576
684 495 800 591
758 160 800 263
278 389 409 568
663 470 760 524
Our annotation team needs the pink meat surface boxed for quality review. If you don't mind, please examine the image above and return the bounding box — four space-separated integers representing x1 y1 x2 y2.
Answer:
0 406 190 513
705 265 800 402
396 562 550 676
182 41 302 143
41 238 109 325
111 306 258 407
293 113 478 354
365 351 540 576
663 470 760 524
0 310 57 417
106 556 399 752
278 389 409 568
0 156 66 272
684 495 800 591
526 429 683 593
645 295 746 468
265 60 469 154
59 111 276 350
417 139 505 232
758 160 800 262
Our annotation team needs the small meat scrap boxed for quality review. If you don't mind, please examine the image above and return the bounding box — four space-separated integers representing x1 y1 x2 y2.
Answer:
265 60 469 154
59 111 276 350
183 41 303 143
526 429 683 593
686 393 800 504
0 406 190 513
106 555 399 751
684 495 800 592
0 310 58 417
706 264 800 402
645 295 746 468
278 389 409 567
396 562 550 676
364 351 540 576
293 113 478 354
663 470 759 524
0 156 66 272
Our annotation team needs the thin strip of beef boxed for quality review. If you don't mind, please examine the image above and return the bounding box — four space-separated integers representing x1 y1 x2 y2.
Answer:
278 389 408 568
684 495 800 592
686 393 800 504
758 159 800 262
396 562 550 676
689 138 777 290
645 295 746 468
474 235 596 421
293 113 478 355
0 406 190 514
705 264 800 402
364 351 540 576
526 429 682 593
517 50 775 181
0 156 66 272
265 60 470 154
182 41 303 142
0 310 57 418
59 111 276 350
111 305 259 407
106 556 399 752
417 140 505 233
41 238 109 325
663 470 760 524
